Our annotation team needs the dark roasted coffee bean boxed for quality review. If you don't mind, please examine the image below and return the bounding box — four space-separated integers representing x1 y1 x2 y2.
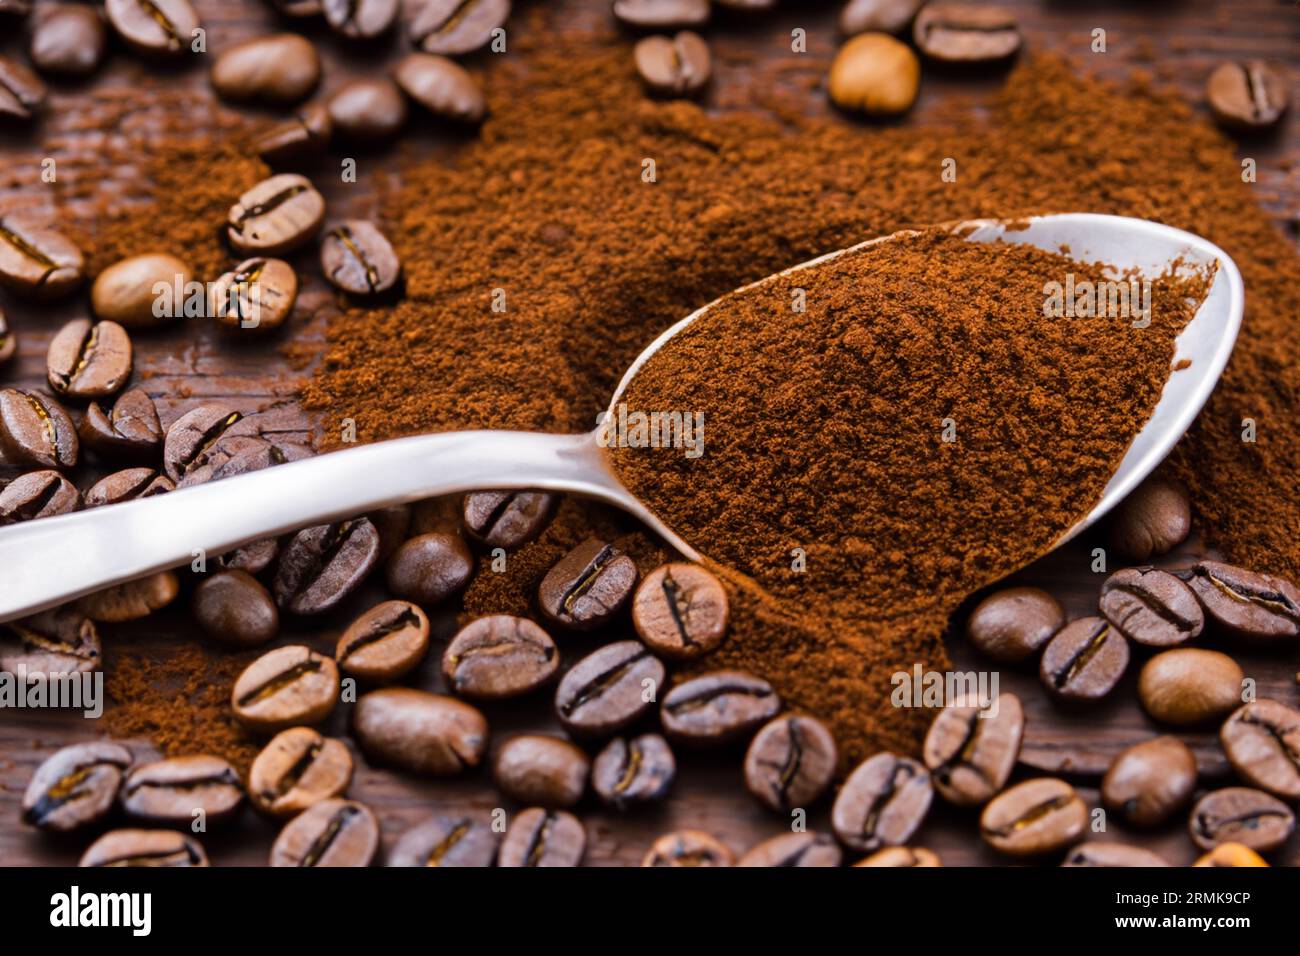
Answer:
122 755 243 825
661 670 780 745
384 531 472 606
1221 699 1300 799
79 388 162 461
980 778 1086 857
1107 476 1191 560
737 831 842 867
0 389 77 469
29 4 107 77
84 468 172 507
853 846 942 867
1038 616 1129 702
389 814 498 867
353 687 488 774
745 714 837 813
46 319 132 400
394 53 486 123
248 727 353 818
462 489 556 548
913 3 1021 64
493 734 589 809
591 733 675 809
498 807 585 867
227 173 326 257
0 212 83 301
232 645 340 732
320 220 401 295
275 518 380 614
92 252 192 328
831 752 932 851
539 537 638 630
327 78 408 143
193 570 279 647
162 403 243 481
1101 735 1197 827
22 742 132 833
0 608 99 675
612 0 708 30
0 470 80 523
0 308 14 366
80 829 207 867
254 102 333 167
631 561 727 660
1189 787 1294 852
323 0 397 39
442 614 556 699
270 798 379 867
104 0 199 57
554 640 664 737
210 257 298 332
923 692 1022 806
1061 843 1170 867
634 31 710 98
1183 560 1300 642
965 586 1063 663
1207 60 1289 132
176 434 286 490
78 571 178 623
336 600 429 682
642 829 733 867
1100 567 1203 647
217 538 280 575
0 54 46 119
1194 843 1269 868
411 0 509 55
1139 648 1244 725
840 0 922 36
210 33 319 105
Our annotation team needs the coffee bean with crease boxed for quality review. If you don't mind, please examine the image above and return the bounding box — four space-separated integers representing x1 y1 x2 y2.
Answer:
320 220 401 296
389 814 499 867
854 846 942 867
79 388 162 462
1207 60 1289 132
22 742 132 833
493 734 589 809
161 403 245 481
193 570 279 647
410 0 510 56
612 0 709 30
539 538 639 630
217 538 280 575
632 562 728 660
1038 616 1129 702
462 489 556 548
1190 787 1294 852
442 614 557 699
913 3 1021 64
1060 843 1170 867
275 517 380 614
660 669 780 745
498 807 585 867
232 645 340 732
737 831 842 867
210 258 298 332
80 829 208 867
84 468 172 508
0 388 79 469
271 798 379 867
922 692 1023 806
177 435 286 489
323 0 397 39
105 0 200 57
643 829 734 867
591 732 675 809
634 31 711 98
0 54 46 119
227 173 326 257
980 778 1087 857
744 714 838 813
1220 699 1300 799
0 470 81 523
248 727 353 818
79 570 178 622
254 102 333 167
336 600 429 682
1182 560 1300 641
0 212 83 301
0 309 14 367
1100 567 1204 647
121 755 244 825
1101 735 1197 827
385 531 472 605
831 752 933 852
46 319 133 400
554 639 665 737
353 687 488 774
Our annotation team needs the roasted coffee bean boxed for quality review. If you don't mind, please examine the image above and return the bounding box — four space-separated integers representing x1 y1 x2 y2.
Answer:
411 0 510 56
162 404 243 481
612 0 708 30
1183 560 1300 642
631 562 727 660
84 468 172 507
0 470 80 523
326 78 408 143
634 31 710 98
498 807 585 867
1106 476 1191 560
442 614 556 699
554 640 665 737
1189 787 1294 853
1138 648 1244 726
0 54 45 119
922 692 1023 806
210 33 320 105
193 570 279 647
853 846 942 867
1220 699 1300 799
254 102 333 167
828 32 919 116
1101 735 1197 827
227 173 326 257
1060 843 1170 867
744 714 837 813
840 0 922 36
323 0 397 39
121 755 243 825
336 600 429 682
78 388 162 461
78 571 178 622
493 734 589 809
22 742 132 833
232 645 340 732
539 538 638 630
0 388 78 469
462 489 556 548
1194 842 1269 868
1038 616 1129 702
268 0 322 15
831 752 932 851
394 53 486 123
965 586 1063 663
737 831 842 867
319 220 401 295
46 319 132 400
591 733 675 809
913 3 1021 64
80 829 208 867
660 670 780 745
91 252 192 328
369 503 411 564
217 538 280 575
0 0 28 15
0 608 99 675
1207 60 1289 132
270 798 379 867
249 727 353 818
176 434 288 490
0 212 83 300
353 687 488 774
980 778 1087 857
642 829 733 867
210 257 298 332
29 4 107 78
389 814 499 867
0 309 14 366
1099 567 1203 647
385 531 472 606
275 518 380 614
104 0 199 57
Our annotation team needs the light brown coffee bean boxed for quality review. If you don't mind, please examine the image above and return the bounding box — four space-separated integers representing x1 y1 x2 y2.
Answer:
828 32 919 116
210 258 298 332
1189 787 1293 853
1101 735 1197 827
462 490 556 548
1138 648 1244 726
327 78 408 143
442 614 557 699
29 4 107 78
965 586 1063 662
270 798 379 867
634 31 710 98
1038 616 1129 702
612 0 708 30
660 670 781 745
538 537 639 630
980 778 1087 857
319 220 401 295
0 53 46 119
248 727 353 818
1061 843 1170 867
389 814 499 867
1107 476 1191 560
0 388 78 469
498 807 585 867
121 755 244 825
336 600 429 682
80 829 208 867
831 752 933 852
554 640 665 737
211 33 320 105
642 829 733 867
232 645 340 733
1194 843 1269 867
913 3 1020 64
254 102 333 167
1207 60 1289 132
631 562 728 660
1183 560 1300 642
105 0 199 57
84 468 172 507
91 253 192 328
77 571 178 622
227 173 326 256
0 470 81 523
0 212 83 300
1220 699 1300 799
840 0 922 36
411 0 510 56
853 846 941 867
1100 567 1203 647
922 692 1023 806
737 831 842 867
78 388 162 462
744 714 837 813
0 608 99 675
393 53 485 123
492 734 589 809
591 733 675 809
46 319 132 399
322 0 398 39
22 742 132 833
353 687 488 775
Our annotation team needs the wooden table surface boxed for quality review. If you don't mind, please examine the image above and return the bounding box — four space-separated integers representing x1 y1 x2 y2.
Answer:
1 0 1298 867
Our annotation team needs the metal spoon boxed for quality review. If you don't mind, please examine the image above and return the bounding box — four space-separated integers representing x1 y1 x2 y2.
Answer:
0 214 1243 621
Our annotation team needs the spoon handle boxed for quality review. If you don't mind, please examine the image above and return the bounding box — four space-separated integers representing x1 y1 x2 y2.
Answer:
0 430 610 622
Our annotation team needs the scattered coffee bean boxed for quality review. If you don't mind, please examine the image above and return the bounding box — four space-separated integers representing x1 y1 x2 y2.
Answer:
539 538 638 630
210 257 298 332
232 644 340 732
353 687 488 774
1099 567 1203 647
211 33 320 105
1183 560 1300 641
249 727 353 818
493 734 589 809
922 692 1023 806
0 469 81 523
612 0 708 30
227 173 326 256
642 829 733 866
1138 648 1244 726
631 562 727 660
270 797 379 867
79 388 163 462
744 714 837 813
411 0 510 56
913 3 1021 64
555 640 665 737
1194 842 1269 867
442 614 557 699
336 600 430 682
176 433 290 490
217 538 280 575
91 252 192 328
394 53 486 123
29 4 107 78
1107 476 1191 560
105 0 199 57
0 309 14 366
1207 60 1289 132
162 404 243 481
1038 616 1129 702
275 517 380 614
1220 699 1300 799
498 807 585 867
80 829 207 867
323 0 397 39
1101 735 1197 827
193 570 280 647
965 586 1063 663
591 733 675 809
853 846 942 867
385 531 472 605
254 102 333 167
0 53 45 119
0 608 99 675
327 78 408 143
121 755 243 825
0 388 78 469
84 467 172 507
0 212 83 300
831 752 932 852
78 571 179 622
1060 843 1170 867
320 220 401 295
980 778 1087 857
22 742 132 832
46 318 132 400
389 814 499 867
840 0 922 36
634 31 710 98
828 32 919 116
660 669 780 745
462 489 556 549
1189 786 1293 852
737 831 842 867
